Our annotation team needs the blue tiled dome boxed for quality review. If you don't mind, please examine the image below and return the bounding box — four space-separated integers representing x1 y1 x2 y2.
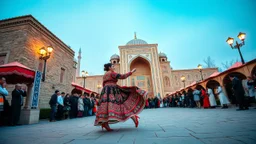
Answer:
126 32 148 45
159 52 167 58
126 39 148 45
110 54 120 60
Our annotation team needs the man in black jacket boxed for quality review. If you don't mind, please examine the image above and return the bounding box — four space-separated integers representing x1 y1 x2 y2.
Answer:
11 84 27 126
49 90 59 122
70 93 79 119
230 75 248 111
83 93 90 117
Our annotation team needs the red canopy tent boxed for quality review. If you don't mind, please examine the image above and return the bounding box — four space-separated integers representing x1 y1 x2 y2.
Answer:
71 82 98 95
0 62 35 84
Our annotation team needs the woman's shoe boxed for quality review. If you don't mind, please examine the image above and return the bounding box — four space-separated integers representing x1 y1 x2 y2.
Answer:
135 115 140 128
101 123 113 131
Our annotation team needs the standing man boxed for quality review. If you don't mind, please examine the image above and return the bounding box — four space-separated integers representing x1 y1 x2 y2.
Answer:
11 84 27 126
49 90 59 122
0 77 8 126
56 92 65 120
229 75 248 111
70 93 79 119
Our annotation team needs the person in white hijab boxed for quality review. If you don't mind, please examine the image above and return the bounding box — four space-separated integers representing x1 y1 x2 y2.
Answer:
217 86 229 108
207 87 217 108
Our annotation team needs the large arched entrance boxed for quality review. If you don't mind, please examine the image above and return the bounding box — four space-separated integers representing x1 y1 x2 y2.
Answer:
130 57 153 97
223 72 247 104
206 80 220 90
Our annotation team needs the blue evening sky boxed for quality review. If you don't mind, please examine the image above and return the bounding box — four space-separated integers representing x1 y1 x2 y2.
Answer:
1 0 255 75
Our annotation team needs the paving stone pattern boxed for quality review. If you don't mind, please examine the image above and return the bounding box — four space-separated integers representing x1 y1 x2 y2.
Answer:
0 108 256 144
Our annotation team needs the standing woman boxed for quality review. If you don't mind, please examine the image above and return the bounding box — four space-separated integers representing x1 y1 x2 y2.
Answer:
94 63 147 131
217 86 229 108
193 87 201 108
207 87 217 108
63 94 71 119
201 89 210 109
77 95 84 117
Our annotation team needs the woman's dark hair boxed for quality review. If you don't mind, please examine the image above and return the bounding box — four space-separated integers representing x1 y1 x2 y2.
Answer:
104 63 112 71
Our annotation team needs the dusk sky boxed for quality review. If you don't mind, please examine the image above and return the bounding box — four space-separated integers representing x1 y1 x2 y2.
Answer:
1 0 255 75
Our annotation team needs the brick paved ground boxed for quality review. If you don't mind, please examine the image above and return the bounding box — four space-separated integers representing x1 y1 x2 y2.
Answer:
0 107 256 144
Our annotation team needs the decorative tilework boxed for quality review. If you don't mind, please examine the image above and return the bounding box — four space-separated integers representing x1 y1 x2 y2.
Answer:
31 71 42 108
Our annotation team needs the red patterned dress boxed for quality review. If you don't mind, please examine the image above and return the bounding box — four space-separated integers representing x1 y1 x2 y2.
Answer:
201 89 210 108
94 71 147 126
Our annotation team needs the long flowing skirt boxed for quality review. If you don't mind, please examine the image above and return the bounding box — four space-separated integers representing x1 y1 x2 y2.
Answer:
209 94 217 106
203 96 210 108
94 85 147 126
219 92 230 105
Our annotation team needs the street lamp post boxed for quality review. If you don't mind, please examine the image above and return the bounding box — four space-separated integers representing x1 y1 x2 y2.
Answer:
39 46 53 82
197 64 203 81
226 32 246 64
81 70 88 88
180 76 186 88
97 84 102 94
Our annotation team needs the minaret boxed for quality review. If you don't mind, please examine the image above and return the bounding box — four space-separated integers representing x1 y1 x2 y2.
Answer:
76 48 81 77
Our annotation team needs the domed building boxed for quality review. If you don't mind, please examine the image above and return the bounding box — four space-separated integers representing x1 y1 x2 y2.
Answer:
76 33 218 98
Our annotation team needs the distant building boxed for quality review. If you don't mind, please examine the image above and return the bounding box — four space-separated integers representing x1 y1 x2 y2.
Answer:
76 33 218 98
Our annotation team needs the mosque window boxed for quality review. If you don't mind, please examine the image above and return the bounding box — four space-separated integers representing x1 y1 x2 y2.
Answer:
113 61 116 64
138 81 145 87
60 68 65 83
195 74 198 79
164 76 170 87
132 78 135 86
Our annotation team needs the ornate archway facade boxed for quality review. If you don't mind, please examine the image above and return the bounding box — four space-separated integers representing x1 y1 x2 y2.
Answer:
119 44 165 98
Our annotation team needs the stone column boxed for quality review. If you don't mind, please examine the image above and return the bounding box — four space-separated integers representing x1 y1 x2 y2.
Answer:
23 83 33 109
20 83 40 125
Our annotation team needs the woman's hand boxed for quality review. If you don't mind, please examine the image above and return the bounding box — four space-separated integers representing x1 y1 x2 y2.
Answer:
131 68 136 73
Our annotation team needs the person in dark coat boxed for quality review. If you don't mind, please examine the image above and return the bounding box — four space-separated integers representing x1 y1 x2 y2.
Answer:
187 89 194 108
63 94 71 119
229 75 248 110
83 93 90 117
11 84 27 126
154 96 159 108
49 90 59 122
70 93 79 118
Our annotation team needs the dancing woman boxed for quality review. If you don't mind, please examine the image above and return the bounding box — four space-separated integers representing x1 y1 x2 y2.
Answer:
94 63 148 131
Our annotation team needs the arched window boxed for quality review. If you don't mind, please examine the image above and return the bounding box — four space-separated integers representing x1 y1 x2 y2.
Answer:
132 78 135 86
164 76 170 87
195 74 198 79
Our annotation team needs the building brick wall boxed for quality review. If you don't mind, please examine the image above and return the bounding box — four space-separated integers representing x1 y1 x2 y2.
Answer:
171 68 218 91
0 16 75 108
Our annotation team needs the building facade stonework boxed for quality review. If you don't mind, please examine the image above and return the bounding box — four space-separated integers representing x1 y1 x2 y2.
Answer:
0 15 76 108
76 34 218 98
